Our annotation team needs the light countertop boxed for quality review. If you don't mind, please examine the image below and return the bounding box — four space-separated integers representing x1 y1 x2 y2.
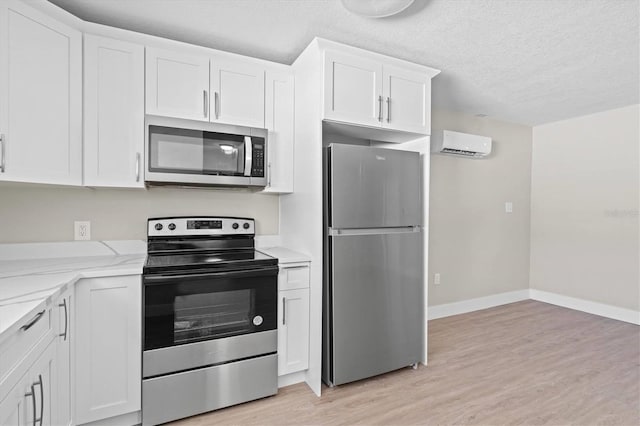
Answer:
259 247 311 264
0 241 146 344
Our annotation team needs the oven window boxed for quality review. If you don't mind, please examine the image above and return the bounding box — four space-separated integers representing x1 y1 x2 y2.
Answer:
174 290 252 344
143 269 277 351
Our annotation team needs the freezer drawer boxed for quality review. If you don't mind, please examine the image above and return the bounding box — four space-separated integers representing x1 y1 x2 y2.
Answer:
326 231 423 386
328 144 421 228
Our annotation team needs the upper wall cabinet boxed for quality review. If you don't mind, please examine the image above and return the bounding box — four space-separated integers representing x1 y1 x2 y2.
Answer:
211 58 265 128
323 46 437 135
146 47 210 121
84 34 145 188
323 50 382 128
263 71 294 193
146 48 266 127
0 0 82 185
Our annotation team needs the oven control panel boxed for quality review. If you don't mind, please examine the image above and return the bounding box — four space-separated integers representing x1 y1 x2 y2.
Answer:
148 217 255 237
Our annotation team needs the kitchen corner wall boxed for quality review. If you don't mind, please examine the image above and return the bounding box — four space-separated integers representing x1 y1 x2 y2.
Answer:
0 184 279 242
428 109 533 306
530 104 640 311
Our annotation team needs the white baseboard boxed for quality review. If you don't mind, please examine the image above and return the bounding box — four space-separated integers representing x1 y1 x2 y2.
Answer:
529 289 640 325
428 290 530 320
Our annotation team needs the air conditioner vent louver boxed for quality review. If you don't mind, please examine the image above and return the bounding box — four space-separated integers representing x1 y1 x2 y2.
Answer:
431 130 492 159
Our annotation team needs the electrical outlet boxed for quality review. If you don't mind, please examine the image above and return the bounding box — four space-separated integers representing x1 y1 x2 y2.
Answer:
505 202 513 213
434 273 441 286
74 221 91 241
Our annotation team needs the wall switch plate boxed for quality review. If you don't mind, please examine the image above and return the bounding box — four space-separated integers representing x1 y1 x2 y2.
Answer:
74 221 91 241
434 273 441 285
505 202 513 213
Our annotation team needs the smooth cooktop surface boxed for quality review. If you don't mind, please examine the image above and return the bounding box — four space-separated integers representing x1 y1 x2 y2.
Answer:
144 249 277 273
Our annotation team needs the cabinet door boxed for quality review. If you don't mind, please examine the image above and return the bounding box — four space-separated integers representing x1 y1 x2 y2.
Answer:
146 47 209 121
84 35 145 188
75 276 141 424
382 64 431 134
323 50 382 128
25 343 56 426
210 57 265 127
277 288 310 376
55 287 72 426
0 0 82 185
263 71 294 193
0 378 27 426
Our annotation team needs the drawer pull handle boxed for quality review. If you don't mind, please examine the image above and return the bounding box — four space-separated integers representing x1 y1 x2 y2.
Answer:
20 310 45 331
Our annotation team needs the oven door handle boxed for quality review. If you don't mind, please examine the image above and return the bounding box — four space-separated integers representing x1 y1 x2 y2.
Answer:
144 266 278 283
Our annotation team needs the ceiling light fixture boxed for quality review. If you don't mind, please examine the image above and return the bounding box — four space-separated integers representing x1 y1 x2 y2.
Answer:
341 0 415 18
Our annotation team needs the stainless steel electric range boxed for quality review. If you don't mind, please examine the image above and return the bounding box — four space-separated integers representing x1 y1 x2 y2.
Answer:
142 216 278 426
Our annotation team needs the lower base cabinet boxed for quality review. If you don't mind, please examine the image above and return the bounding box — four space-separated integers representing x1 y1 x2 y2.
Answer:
75 275 141 424
55 287 73 426
0 342 57 426
276 261 310 376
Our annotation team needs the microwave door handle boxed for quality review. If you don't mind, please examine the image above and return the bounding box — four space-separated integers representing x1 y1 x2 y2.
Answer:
244 136 252 177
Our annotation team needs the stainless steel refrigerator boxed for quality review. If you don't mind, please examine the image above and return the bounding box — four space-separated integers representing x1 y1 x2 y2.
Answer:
323 143 423 387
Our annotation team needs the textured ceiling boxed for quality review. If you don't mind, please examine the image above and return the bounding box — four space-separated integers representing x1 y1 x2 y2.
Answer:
50 0 640 126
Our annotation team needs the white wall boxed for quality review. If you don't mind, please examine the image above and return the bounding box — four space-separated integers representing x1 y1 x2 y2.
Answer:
530 104 640 311
0 183 279 242
428 110 533 306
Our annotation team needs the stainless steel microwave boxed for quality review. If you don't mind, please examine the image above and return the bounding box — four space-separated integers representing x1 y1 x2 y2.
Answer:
144 115 267 187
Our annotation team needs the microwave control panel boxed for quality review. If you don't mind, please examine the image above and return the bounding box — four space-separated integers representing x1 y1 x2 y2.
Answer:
251 141 265 177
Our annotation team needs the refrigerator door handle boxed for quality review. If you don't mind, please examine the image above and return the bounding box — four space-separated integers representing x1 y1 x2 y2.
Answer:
328 226 421 236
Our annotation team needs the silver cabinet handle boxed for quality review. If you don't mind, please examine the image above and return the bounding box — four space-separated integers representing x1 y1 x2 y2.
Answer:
135 152 141 182
59 299 68 341
0 133 5 173
20 310 45 331
203 90 208 118
37 374 44 426
267 162 272 187
282 297 286 325
25 384 37 426
386 97 391 123
214 91 219 119
378 96 383 122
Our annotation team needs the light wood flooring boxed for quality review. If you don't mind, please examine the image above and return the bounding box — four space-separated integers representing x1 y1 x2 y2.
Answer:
172 300 640 425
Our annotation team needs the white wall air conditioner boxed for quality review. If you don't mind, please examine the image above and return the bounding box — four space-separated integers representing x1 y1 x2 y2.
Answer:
431 130 492 158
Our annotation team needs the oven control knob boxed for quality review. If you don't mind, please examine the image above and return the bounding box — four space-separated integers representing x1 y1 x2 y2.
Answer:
243 222 250 230
154 223 163 231
168 223 176 231
252 315 263 326
232 222 239 230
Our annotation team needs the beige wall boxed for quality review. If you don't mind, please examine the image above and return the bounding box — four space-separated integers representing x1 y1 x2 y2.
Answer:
0 183 279 242
428 110 533 306
530 104 640 310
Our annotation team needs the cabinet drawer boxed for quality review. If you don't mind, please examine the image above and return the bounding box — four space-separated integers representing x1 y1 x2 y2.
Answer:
279 264 310 291
0 307 52 387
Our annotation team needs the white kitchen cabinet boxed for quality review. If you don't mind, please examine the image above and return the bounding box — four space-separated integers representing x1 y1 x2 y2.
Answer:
381 64 431 134
146 47 210 121
323 46 437 135
323 50 382 128
263 71 294 193
210 56 265 127
55 287 73 426
0 342 57 426
0 0 82 185
84 34 145 188
277 263 310 376
75 275 141 424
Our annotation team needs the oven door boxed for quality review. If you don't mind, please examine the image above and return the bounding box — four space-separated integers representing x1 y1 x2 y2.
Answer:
143 266 277 353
